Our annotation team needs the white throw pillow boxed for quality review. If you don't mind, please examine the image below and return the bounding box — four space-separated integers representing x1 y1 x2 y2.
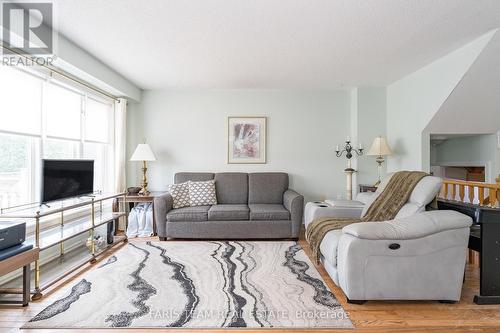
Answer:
168 182 190 209
188 180 217 206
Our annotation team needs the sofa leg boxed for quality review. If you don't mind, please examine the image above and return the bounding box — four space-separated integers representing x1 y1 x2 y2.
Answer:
159 237 168 241
346 298 366 305
439 300 457 304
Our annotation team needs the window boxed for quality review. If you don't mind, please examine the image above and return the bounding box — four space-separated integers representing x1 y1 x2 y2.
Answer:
0 134 37 208
83 97 114 195
43 139 80 159
83 142 111 195
0 66 115 209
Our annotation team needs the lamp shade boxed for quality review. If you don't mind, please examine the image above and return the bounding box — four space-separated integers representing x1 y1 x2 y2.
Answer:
130 144 156 161
367 136 393 156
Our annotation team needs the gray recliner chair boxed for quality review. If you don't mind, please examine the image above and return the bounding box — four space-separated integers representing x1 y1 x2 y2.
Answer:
305 174 472 303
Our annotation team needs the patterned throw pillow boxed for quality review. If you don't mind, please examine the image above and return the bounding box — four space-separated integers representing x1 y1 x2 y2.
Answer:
168 182 190 209
188 180 217 206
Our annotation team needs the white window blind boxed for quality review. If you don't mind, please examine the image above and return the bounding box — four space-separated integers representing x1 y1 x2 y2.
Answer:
45 83 82 140
0 66 42 135
85 97 112 143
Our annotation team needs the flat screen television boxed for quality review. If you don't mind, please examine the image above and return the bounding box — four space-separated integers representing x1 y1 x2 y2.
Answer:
41 159 94 203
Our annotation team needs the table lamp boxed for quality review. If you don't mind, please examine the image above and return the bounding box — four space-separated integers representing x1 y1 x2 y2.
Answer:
130 143 156 195
367 136 393 186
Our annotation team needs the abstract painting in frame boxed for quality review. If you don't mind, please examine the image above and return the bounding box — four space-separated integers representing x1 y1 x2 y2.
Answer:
228 117 267 164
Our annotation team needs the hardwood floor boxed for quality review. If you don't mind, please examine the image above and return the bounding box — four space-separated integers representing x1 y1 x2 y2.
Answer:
1 236 499 333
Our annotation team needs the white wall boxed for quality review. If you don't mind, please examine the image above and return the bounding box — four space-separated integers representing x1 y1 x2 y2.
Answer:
126 101 144 187
127 89 355 202
431 134 498 182
355 87 387 185
386 32 494 172
424 30 500 136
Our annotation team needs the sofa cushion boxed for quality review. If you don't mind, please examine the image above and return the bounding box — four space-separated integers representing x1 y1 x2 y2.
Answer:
214 173 248 204
188 180 217 206
175 172 214 184
249 204 290 220
208 204 249 221
167 206 210 222
168 182 190 209
248 172 289 204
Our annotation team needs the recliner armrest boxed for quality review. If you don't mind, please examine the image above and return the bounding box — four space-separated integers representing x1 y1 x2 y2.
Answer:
283 189 304 238
153 192 173 238
342 210 472 240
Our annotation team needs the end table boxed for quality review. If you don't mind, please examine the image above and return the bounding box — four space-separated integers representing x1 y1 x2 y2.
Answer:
359 184 378 193
113 191 168 236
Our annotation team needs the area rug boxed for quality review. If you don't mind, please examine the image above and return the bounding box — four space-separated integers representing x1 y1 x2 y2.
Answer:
23 241 353 328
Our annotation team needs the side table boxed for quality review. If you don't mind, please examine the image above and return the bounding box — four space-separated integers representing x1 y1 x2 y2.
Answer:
113 191 168 236
359 184 378 193
0 247 39 306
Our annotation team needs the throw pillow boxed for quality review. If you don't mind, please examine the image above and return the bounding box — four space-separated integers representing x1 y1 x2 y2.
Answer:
169 182 190 209
188 180 217 206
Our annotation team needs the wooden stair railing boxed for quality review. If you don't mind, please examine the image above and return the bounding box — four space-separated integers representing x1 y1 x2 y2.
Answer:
440 178 500 207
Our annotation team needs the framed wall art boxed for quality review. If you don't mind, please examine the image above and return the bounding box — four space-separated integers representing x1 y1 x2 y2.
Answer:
227 117 267 164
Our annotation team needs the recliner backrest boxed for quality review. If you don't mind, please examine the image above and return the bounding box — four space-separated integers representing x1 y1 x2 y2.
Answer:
361 173 442 219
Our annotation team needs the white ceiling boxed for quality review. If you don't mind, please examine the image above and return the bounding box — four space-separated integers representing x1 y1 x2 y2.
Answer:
54 0 500 90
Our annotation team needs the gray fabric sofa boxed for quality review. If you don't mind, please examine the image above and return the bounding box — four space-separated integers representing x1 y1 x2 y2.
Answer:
154 172 304 240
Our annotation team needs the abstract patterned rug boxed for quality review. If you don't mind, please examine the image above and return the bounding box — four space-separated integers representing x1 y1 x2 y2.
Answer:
24 241 353 328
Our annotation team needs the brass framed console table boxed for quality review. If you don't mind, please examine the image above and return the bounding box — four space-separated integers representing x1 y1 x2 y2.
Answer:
0 192 126 300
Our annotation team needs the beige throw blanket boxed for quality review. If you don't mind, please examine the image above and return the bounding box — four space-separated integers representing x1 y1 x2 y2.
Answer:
306 171 427 263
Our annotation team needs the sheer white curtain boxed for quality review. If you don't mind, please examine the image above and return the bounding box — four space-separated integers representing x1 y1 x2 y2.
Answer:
114 98 127 230
114 98 127 194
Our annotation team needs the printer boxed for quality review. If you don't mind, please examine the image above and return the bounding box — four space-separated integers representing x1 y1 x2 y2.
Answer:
0 221 28 252
0 221 32 261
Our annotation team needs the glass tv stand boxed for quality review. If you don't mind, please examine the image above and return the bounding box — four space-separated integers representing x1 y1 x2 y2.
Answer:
0 192 127 300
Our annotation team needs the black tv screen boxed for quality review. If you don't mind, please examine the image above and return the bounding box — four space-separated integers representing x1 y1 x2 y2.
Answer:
42 159 94 203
